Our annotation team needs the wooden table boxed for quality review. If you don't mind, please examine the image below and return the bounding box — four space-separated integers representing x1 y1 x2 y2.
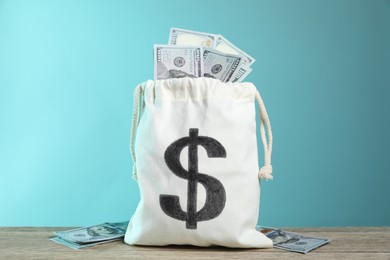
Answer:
0 227 389 259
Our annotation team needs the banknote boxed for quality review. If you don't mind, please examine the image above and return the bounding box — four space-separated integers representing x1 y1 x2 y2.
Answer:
214 34 255 66
155 28 254 82
203 48 242 82
169 27 216 48
107 221 129 231
50 236 121 250
54 221 128 244
258 227 330 254
154 44 203 80
229 64 253 83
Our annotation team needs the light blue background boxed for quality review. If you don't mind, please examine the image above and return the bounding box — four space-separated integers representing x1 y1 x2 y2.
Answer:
0 0 389 227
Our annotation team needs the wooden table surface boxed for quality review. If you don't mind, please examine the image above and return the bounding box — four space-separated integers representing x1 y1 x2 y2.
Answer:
0 227 389 259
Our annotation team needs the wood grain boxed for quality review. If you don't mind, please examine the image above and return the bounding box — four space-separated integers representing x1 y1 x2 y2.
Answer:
0 227 389 260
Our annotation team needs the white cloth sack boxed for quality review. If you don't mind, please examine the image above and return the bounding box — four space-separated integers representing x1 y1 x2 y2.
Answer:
125 77 273 248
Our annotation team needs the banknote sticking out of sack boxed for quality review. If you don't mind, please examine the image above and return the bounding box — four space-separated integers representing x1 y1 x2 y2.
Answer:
125 77 273 248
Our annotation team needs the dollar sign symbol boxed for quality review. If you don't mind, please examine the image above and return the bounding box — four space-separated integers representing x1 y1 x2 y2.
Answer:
160 128 227 230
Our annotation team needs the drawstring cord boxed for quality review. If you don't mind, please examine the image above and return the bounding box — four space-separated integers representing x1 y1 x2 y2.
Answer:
130 84 143 181
255 90 273 180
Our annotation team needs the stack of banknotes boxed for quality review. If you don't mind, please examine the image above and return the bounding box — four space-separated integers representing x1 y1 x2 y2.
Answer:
154 28 255 82
257 226 331 254
51 221 330 253
50 221 129 249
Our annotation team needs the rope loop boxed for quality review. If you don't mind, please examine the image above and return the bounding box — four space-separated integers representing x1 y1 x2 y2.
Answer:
130 84 143 181
255 90 273 180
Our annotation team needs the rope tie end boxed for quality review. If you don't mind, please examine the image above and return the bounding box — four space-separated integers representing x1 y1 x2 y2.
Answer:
258 165 273 180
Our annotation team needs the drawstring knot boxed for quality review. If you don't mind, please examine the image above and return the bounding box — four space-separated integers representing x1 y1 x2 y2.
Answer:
258 165 273 180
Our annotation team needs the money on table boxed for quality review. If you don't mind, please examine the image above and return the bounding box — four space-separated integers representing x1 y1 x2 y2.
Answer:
50 236 122 250
257 226 331 254
51 221 129 249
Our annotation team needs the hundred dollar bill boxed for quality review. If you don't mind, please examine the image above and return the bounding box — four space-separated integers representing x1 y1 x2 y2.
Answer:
258 227 330 254
203 48 242 82
154 44 203 80
54 222 128 244
229 64 253 83
214 34 256 66
50 236 121 250
107 221 129 231
169 27 216 48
